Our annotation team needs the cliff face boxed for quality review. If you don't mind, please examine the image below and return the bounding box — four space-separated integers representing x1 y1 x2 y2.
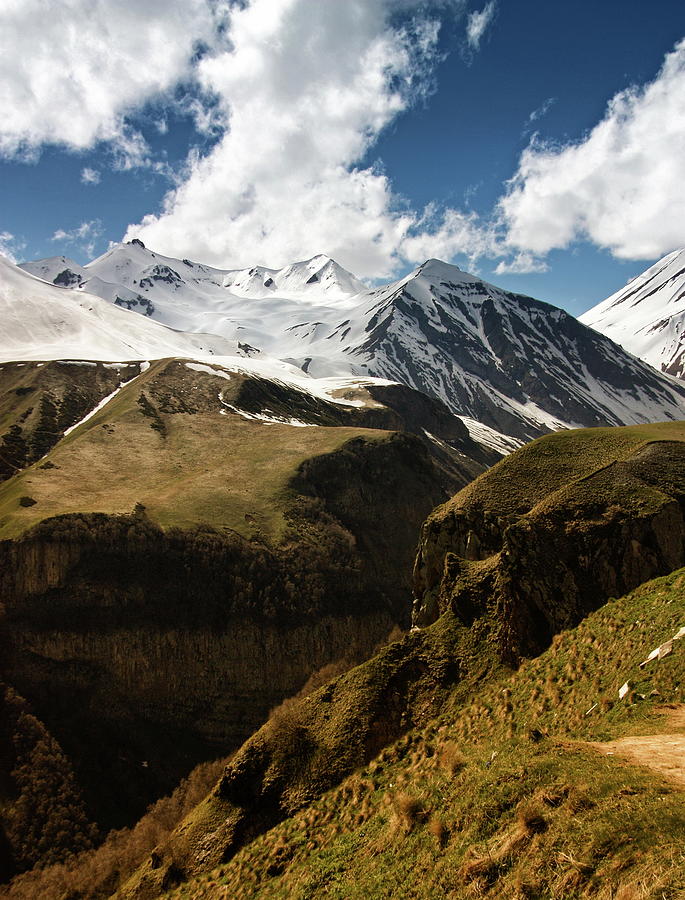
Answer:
0 428 473 837
413 428 685 659
117 614 471 900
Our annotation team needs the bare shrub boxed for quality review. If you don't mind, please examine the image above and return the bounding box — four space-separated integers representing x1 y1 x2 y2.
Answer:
2 755 228 900
437 741 467 776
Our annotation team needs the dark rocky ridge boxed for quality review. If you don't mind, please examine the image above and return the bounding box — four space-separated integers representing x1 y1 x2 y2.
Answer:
0 361 140 483
346 265 685 440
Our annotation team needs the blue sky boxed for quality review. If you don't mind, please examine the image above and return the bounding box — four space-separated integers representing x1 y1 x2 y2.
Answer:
1 0 685 315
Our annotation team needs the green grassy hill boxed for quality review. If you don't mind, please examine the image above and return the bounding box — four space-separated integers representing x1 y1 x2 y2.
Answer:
414 422 685 658
0 358 489 543
163 567 685 900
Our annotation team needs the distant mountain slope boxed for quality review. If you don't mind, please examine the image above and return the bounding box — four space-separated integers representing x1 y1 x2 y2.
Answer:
302 258 685 440
18 245 685 441
0 254 237 361
580 248 685 377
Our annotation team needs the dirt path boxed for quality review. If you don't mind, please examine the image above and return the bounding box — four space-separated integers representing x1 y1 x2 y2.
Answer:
589 705 685 789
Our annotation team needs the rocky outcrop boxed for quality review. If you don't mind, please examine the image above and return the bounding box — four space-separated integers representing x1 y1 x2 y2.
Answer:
413 431 685 660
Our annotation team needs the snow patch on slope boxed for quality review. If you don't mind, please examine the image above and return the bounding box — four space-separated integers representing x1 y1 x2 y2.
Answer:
580 249 685 376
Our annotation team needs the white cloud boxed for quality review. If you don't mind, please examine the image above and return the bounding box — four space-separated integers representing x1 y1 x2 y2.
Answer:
0 231 25 264
526 97 556 126
2 0 500 278
400 206 497 267
500 38 685 261
465 2 496 50
494 252 548 275
126 0 492 278
81 167 101 185
0 0 223 160
51 220 104 257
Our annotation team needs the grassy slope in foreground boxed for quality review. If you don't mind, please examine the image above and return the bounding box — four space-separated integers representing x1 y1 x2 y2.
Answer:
168 567 685 900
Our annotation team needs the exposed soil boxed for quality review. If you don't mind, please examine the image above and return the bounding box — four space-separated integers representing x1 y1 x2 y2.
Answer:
589 704 685 789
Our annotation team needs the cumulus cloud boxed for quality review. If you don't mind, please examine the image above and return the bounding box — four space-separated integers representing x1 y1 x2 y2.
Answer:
0 231 25 264
51 220 104 257
494 252 548 275
81 167 101 185
2 0 501 277
400 206 497 267
0 0 222 160
126 0 494 277
500 38 685 261
465 2 496 50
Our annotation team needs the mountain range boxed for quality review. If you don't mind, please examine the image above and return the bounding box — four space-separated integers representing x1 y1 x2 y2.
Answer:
13 241 685 444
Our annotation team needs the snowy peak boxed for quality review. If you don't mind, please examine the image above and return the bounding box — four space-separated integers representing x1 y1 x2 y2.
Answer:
580 249 685 377
221 254 366 301
305 257 685 441
14 245 685 444
21 255 88 288
0 253 238 361
416 258 468 283
22 243 365 306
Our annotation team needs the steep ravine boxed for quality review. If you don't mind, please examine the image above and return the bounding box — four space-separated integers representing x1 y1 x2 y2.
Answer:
0 427 473 865
114 423 685 900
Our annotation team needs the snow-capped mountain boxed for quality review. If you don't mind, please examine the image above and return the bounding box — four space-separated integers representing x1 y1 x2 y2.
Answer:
0 254 433 440
302 258 685 440
17 244 685 441
580 249 685 378
0 254 241 361
21 241 365 341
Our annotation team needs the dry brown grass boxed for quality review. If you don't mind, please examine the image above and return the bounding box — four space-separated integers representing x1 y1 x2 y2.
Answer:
437 741 467 776
427 816 449 848
392 792 426 834
0 370 387 542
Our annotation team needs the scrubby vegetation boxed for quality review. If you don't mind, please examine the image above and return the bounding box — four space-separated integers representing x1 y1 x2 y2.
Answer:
165 568 685 900
0 755 227 900
0 684 96 880
0 655 398 900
